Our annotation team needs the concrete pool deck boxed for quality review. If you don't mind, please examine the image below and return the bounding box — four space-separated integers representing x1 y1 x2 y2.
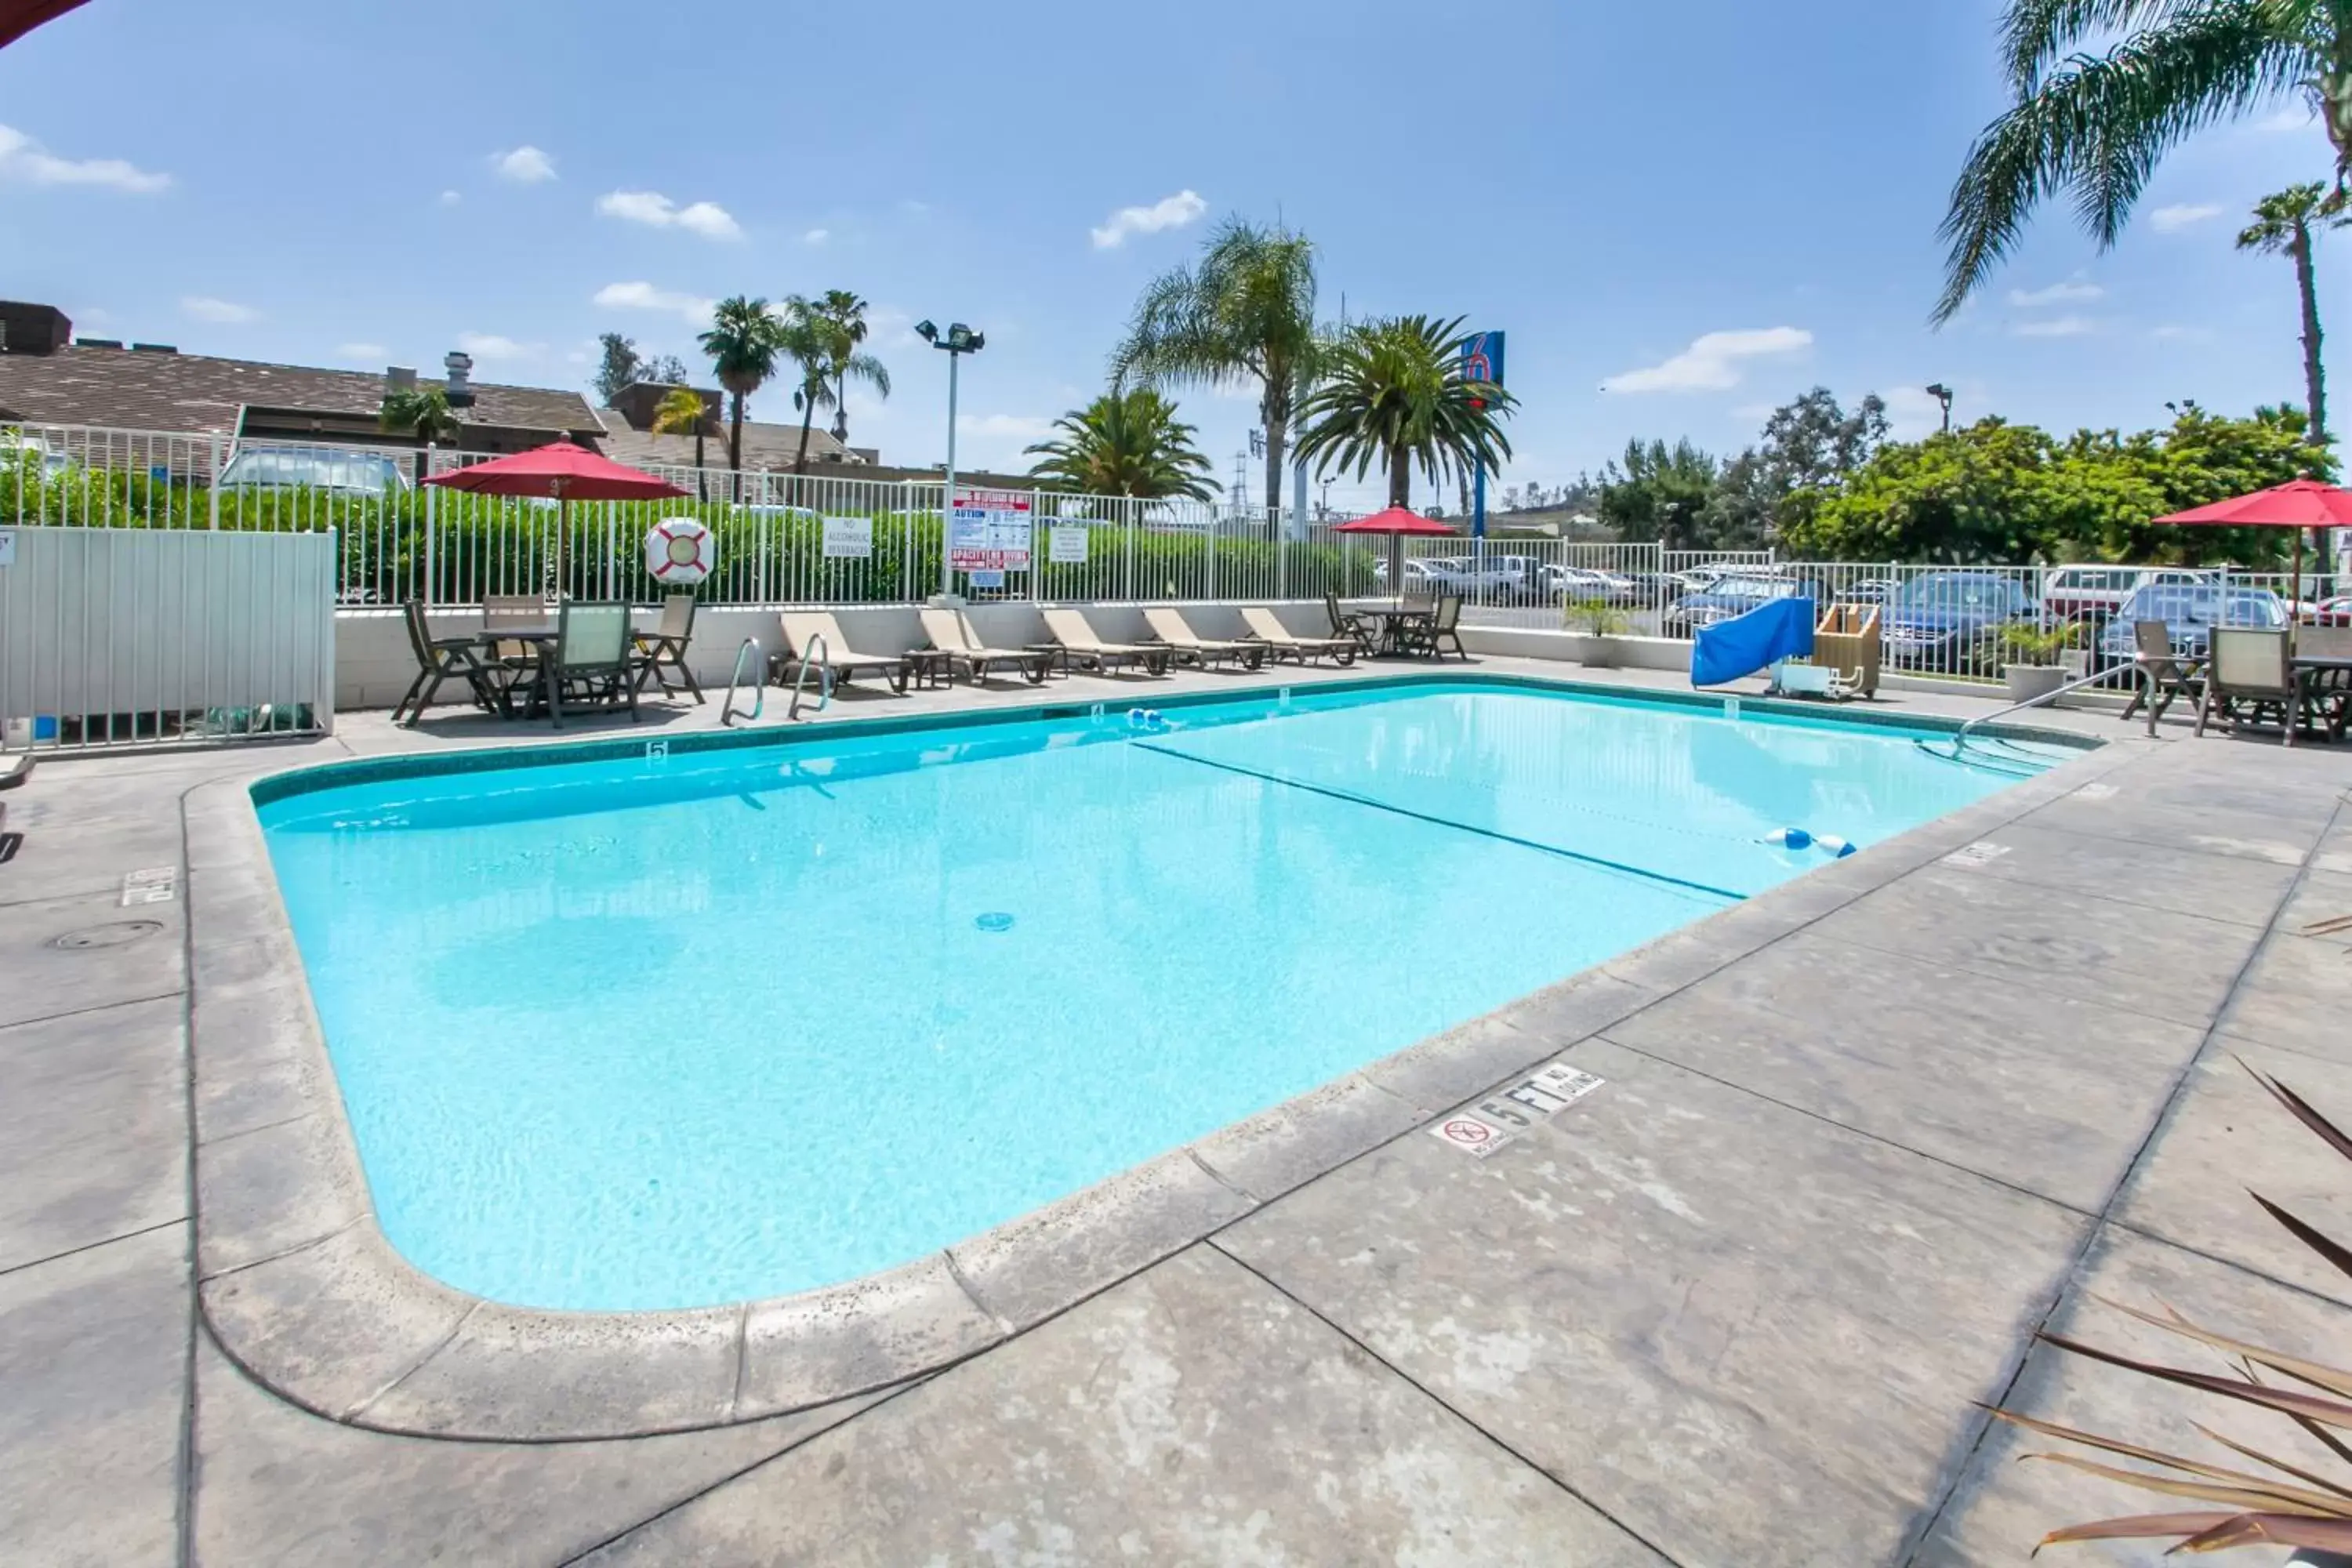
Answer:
2 655 2349 1564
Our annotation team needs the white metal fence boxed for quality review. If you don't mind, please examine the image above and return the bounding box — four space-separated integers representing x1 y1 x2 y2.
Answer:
0 524 336 753
3 420 2337 695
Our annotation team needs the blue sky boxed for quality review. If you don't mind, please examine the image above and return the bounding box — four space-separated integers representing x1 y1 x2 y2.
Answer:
0 0 2338 507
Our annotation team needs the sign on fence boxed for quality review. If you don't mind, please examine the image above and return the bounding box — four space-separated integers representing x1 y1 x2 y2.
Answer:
1048 524 1088 565
950 488 1032 572
822 516 873 559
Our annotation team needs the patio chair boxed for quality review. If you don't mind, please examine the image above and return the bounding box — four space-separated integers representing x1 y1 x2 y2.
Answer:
2295 623 2352 740
0 750 29 851
918 608 1051 684
1396 594 1468 660
1041 608 1171 676
1239 606 1358 666
776 611 911 694
2197 626 2298 746
532 600 640 729
633 593 702 704
393 598 495 726
1323 593 1376 657
2118 619 2204 737
1142 607 1268 670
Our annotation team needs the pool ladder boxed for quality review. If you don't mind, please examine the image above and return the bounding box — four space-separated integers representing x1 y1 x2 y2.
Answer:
720 637 765 727
721 634 833 726
1916 666 2113 775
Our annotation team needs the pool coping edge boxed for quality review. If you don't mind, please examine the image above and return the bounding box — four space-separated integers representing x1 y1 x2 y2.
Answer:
183 674 2137 1441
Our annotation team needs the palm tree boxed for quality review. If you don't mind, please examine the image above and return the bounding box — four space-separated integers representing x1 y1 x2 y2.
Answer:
1936 1 2352 323
2238 181 2347 448
1295 315 1515 510
771 296 833 480
1110 216 1318 532
378 386 461 485
1023 387 1220 501
697 295 783 495
811 289 890 457
650 386 711 501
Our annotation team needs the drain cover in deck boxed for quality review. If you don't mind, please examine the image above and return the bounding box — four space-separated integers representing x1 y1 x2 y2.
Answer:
52 920 165 950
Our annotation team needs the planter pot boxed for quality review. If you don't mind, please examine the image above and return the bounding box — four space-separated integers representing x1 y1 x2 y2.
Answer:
1563 632 1617 669
2004 663 2068 705
2060 648 2091 679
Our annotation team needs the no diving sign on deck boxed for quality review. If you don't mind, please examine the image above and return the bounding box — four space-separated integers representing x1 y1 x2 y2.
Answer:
1429 1060 1605 1159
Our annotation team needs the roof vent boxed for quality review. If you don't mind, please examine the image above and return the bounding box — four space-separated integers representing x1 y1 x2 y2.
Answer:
129 343 178 354
442 350 474 408
386 365 416 395
77 337 123 350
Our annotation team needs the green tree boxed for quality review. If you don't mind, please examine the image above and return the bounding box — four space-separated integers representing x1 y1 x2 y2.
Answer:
1598 438 1719 549
2238 180 2347 448
1936 1 2352 321
771 297 834 480
650 386 711 500
1294 315 1514 509
697 296 785 495
810 289 890 454
378 386 461 485
1111 216 1319 531
1784 404 2330 563
1024 387 1219 501
591 332 642 405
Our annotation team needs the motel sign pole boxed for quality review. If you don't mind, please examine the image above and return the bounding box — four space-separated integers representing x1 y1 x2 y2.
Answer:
1464 331 1504 540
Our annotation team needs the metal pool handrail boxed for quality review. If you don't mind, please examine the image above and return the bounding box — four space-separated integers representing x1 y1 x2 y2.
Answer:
1918 666 2112 775
720 637 766 728
786 633 832 721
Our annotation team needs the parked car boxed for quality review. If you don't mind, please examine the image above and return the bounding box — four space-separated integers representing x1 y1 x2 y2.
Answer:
2314 595 2352 626
2042 563 2212 625
215 445 409 496
1661 573 1819 637
1880 571 2036 674
1838 578 1900 606
1541 564 1639 604
1617 571 1680 608
1 432 71 481
2096 583 2289 666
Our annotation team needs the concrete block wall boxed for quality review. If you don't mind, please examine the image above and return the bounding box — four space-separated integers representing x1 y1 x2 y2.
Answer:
334 601 1342 711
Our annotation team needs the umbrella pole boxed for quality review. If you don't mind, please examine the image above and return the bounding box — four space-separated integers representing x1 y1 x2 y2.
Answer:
554 495 568 605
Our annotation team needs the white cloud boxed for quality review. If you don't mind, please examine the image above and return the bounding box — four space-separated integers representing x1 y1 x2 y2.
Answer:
492 146 557 183
1599 327 1813 394
181 296 258 325
1091 188 1208 249
2150 202 2223 233
2153 324 2216 344
338 341 388 360
0 122 169 193
2008 280 2103 307
2252 107 2314 134
594 190 741 240
438 189 462 207
802 227 830 246
455 332 539 361
2012 314 2096 338
1728 402 1777 423
1880 386 1950 441
593 280 717 324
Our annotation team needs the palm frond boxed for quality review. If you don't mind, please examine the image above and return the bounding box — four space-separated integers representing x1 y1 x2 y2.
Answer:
1936 0 2309 320
1999 0 2190 88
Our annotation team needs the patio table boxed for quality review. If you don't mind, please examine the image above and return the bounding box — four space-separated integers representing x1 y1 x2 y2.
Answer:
1345 604 1439 657
2295 653 2352 742
472 629 557 719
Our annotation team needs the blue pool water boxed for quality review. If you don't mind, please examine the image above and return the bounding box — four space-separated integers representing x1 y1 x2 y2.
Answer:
258 681 2071 1310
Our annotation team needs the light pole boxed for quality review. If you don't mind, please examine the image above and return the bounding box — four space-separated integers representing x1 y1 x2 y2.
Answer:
1926 383 1954 435
917 319 985 597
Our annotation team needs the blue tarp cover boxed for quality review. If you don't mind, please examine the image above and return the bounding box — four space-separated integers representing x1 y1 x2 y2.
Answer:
1691 596 1815 687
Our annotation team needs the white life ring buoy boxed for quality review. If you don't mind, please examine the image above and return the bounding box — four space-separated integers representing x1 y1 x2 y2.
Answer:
645 517 715 585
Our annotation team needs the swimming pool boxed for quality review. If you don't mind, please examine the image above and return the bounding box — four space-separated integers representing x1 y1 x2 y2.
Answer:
257 678 2075 1311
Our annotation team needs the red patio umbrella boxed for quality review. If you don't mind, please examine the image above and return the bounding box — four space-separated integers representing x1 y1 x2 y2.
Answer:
1332 506 1457 599
2155 478 2352 615
422 441 689 600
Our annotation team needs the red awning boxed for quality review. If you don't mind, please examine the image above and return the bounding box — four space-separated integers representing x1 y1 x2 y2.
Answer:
2154 479 2352 529
1 0 93 51
1330 506 1456 536
419 441 689 503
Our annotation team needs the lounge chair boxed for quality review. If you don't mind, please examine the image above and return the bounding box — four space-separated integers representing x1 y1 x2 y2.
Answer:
777 611 911 694
918 608 1051 684
633 593 702 704
394 598 498 726
1323 593 1376 658
1239 606 1358 666
1142 607 1268 670
1041 608 1171 676
532 600 640 729
2197 626 2297 746
1396 594 1468 660
2118 619 2201 737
